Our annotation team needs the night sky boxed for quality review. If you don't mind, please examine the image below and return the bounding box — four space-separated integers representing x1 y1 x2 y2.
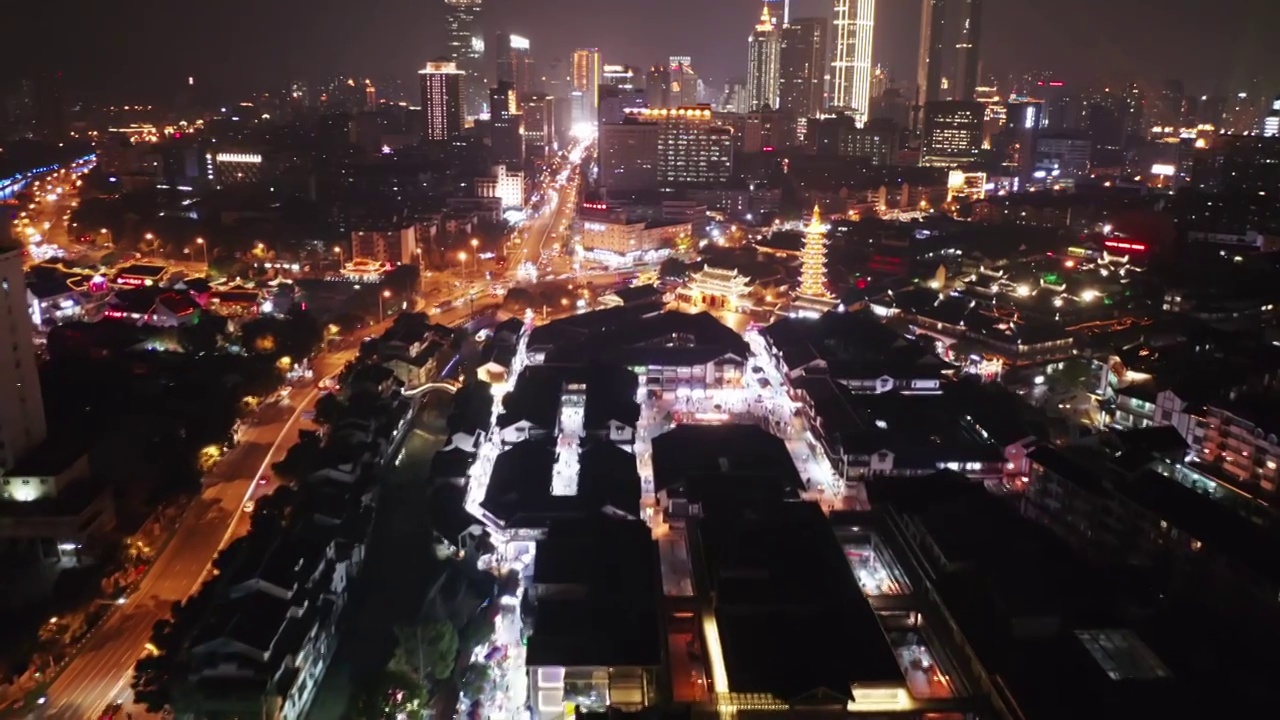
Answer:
9 0 1278 102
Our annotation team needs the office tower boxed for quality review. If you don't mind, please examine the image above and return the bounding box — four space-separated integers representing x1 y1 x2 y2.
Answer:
31 71 67 139
599 118 661 191
917 0 947 103
831 0 875 122
720 83 747 113
419 59 465 141
1222 92 1260 135
490 82 524 165
542 57 570 98
1264 96 1280 137
670 61 701 105
495 32 533 97
602 64 638 88
953 0 982 100
522 93 554 155
746 5 782 111
0 246 47 470
599 85 647 125
1198 95 1226 127
572 48 602 123
646 64 671 109
444 0 486 118
1153 80 1186 131
642 106 734 186
920 100 983 167
870 64 889 100
1123 82 1145 139
778 17 828 119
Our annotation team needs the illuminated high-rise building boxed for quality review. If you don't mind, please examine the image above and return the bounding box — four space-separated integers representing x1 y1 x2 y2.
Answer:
0 247 46 470
419 59 465 141
920 100 983 167
490 81 524 165
643 106 734 187
1263 96 1280 138
917 0 947 103
572 48 602 123
444 0 486 118
670 61 702 106
495 32 533 98
646 64 671 109
831 0 875 122
953 0 982 101
522 93 554 155
778 17 828 118
746 5 781 111
602 64 639 88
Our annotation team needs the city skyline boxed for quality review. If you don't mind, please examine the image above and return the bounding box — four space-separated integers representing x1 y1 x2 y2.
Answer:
8 0 1279 103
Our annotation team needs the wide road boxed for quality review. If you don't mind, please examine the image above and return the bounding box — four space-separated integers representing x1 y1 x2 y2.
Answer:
506 144 585 276
42 348 357 720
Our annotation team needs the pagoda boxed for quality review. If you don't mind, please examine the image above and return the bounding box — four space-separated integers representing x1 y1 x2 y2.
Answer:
791 205 840 315
797 205 832 297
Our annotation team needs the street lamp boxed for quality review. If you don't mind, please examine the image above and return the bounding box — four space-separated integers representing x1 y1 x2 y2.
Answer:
457 250 468 273
470 237 480 273
333 245 344 267
195 237 208 270
379 289 392 318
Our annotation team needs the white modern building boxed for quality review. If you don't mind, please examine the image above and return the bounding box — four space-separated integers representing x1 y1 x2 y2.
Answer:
476 163 525 209
0 248 47 469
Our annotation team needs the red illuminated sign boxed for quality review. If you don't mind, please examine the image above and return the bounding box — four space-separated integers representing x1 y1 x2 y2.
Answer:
582 202 607 210
1103 239 1147 252
116 276 147 286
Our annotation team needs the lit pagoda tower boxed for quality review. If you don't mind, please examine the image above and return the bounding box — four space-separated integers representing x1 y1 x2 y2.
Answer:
797 205 832 298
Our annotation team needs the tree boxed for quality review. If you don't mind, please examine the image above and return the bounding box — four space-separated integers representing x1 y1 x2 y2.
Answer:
501 287 535 315
659 257 689 280
314 393 345 427
345 666 426 720
392 620 459 683
131 654 175 712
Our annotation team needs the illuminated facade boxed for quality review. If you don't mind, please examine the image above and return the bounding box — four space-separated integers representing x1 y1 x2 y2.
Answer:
579 217 687 267
571 48 601 123
209 151 265 187
680 266 753 310
797 206 831 298
476 163 525 208
444 0 487 118
628 107 732 187
830 0 874 122
0 249 46 470
745 6 781 111
419 59 465 141
778 17 828 119
920 100 983 167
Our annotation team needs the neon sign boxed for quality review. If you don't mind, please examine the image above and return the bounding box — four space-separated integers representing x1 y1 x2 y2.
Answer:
1103 239 1147 252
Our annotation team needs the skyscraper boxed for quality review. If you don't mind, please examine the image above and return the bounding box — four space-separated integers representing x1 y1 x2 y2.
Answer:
646 64 671 109
444 0 486 118
746 5 782 111
920 100 983 167
831 0 875 122
778 17 828 119
917 0 947 103
953 0 983 101
572 48 602 124
495 32 533 98
419 59 465 141
602 64 639 88
0 246 47 470
490 81 524 165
